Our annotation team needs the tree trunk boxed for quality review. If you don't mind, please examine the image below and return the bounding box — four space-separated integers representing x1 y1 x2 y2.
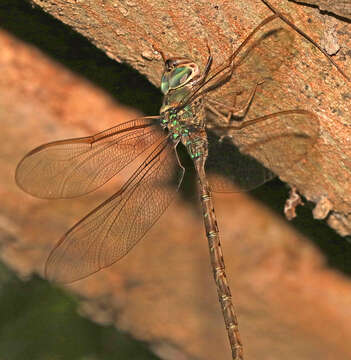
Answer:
30 0 351 236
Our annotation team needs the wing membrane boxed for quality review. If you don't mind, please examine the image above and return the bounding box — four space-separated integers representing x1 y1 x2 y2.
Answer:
15 117 162 199
206 110 319 192
45 139 184 283
202 17 320 192
205 25 295 117
181 16 295 111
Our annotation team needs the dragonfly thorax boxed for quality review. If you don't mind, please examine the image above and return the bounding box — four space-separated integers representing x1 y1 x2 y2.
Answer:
160 100 208 161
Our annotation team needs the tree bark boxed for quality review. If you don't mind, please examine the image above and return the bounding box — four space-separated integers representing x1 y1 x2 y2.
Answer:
294 0 351 21
29 0 351 236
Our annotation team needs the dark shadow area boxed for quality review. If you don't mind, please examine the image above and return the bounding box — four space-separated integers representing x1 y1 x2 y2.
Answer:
251 178 351 276
0 264 160 360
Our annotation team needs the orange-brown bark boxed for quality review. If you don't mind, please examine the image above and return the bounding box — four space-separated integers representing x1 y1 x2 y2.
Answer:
30 0 351 236
294 0 351 21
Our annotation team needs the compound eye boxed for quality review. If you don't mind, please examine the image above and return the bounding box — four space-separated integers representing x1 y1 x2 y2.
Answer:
168 66 193 89
160 73 170 94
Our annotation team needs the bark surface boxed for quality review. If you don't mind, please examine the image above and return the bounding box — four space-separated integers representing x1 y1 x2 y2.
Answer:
30 0 351 235
294 0 351 21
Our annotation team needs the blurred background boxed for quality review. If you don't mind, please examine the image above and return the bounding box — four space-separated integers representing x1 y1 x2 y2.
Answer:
1 1 351 359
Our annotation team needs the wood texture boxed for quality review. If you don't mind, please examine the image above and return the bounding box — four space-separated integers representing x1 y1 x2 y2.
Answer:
29 0 351 236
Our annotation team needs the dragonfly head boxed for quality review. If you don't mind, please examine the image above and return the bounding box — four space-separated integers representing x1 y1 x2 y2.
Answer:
160 57 203 114
160 57 200 95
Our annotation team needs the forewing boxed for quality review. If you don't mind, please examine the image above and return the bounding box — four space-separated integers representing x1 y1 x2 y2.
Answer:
15 117 163 199
204 18 319 192
205 23 296 115
179 17 296 113
45 139 184 283
206 110 319 192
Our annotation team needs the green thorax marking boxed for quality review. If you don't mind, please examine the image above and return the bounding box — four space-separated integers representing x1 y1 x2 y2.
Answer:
186 136 206 159
161 110 191 140
160 109 206 160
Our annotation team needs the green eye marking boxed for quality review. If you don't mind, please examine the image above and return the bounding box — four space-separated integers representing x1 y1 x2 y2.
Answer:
161 66 192 94
160 74 169 94
173 133 179 139
169 67 192 89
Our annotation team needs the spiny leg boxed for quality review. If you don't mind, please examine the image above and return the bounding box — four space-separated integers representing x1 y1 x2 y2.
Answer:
207 81 263 123
193 3 349 108
206 81 264 144
202 42 213 83
211 109 318 132
183 2 348 109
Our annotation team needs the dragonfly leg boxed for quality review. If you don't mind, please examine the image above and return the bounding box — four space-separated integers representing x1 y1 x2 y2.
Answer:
213 82 262 120
202 43 213 83
207 92 239 119
225 109 318 131
206 102 228 122
207 81 263 126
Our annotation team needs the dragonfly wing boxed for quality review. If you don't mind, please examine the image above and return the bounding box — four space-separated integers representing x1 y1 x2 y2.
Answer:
45 139 184 283
206 131 274 192
182 19 295 112
205 24 296 116
15 117 163 199
206 110 319 192
204 20 320 192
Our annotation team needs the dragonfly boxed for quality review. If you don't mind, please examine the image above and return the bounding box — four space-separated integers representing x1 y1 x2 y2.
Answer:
15 1 348 359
